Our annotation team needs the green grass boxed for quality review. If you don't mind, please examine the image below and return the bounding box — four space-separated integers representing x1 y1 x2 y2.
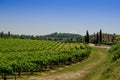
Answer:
99 42 120 80
80 48 111 80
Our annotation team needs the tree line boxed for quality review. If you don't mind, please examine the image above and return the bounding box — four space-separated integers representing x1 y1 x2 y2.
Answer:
0 32 84 43
0 31 40 40
1 30 114 44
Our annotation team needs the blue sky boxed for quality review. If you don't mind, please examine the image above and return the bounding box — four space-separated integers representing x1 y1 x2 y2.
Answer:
0 0 120 35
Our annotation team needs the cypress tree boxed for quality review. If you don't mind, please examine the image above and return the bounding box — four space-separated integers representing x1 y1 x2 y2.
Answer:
96 32 99 45
99 29 102 44
0 32 4 38
85 30 89 44
8 31 10 38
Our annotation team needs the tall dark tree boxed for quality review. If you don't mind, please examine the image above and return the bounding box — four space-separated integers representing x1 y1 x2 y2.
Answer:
8 31 11 38
85 30 89 44
96 32 99 45
0 32 4 38
99 29 102 44
111 33 116 43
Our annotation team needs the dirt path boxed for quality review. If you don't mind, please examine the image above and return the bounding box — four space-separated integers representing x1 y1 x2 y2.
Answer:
89 43 111 49
28 49 107 80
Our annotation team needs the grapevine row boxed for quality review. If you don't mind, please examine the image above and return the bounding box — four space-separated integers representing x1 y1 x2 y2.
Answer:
0 38 91 80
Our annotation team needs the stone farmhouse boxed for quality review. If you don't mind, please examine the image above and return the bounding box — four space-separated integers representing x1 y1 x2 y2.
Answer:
90 33 116 43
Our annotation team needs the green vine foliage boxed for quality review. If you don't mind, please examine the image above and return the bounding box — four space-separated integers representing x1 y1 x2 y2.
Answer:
0 38 91 79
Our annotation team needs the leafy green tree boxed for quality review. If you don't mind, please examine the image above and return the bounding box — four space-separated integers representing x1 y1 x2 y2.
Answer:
116 36 120 42
76 37 83 43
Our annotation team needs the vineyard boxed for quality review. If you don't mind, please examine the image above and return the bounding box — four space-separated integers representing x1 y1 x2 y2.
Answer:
0 38 91 80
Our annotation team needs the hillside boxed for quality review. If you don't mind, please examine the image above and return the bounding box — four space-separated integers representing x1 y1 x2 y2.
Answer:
0 32 84 43
41 32 84 42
